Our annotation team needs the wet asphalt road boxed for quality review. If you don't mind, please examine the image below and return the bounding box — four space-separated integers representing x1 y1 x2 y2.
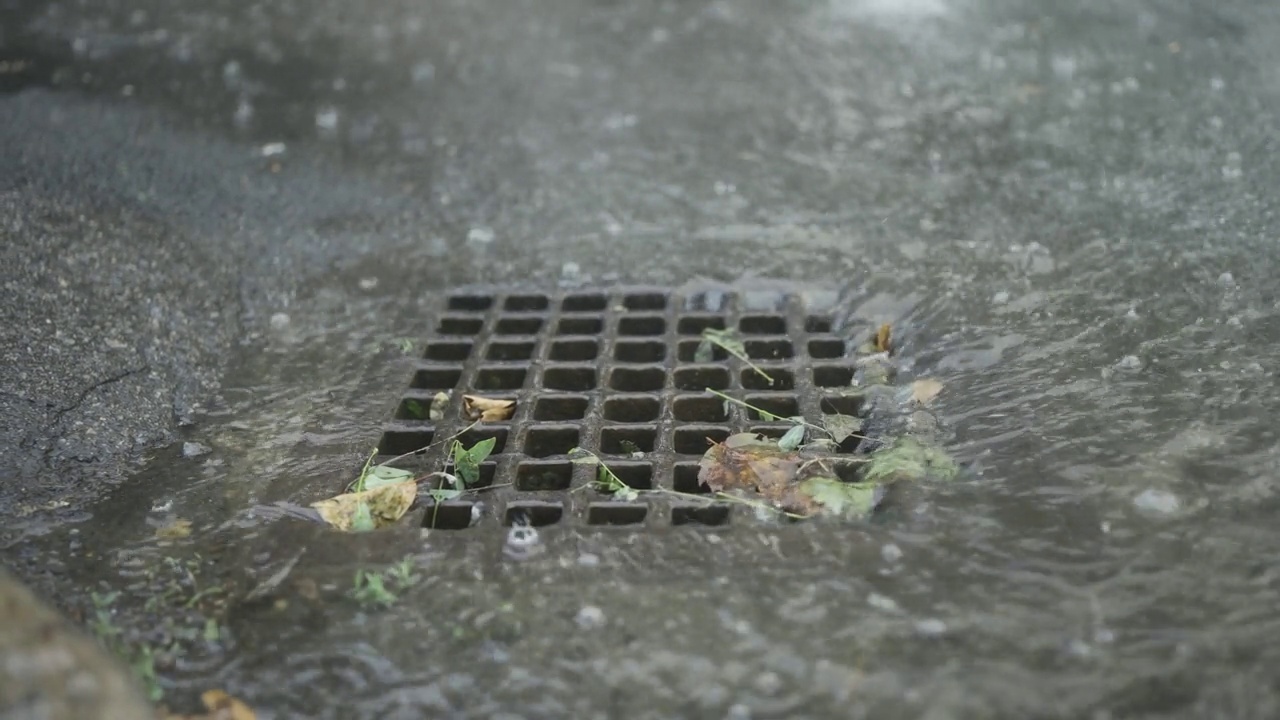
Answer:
4 0 1280 717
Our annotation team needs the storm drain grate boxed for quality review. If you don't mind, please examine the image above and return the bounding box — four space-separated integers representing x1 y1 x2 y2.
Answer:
377 287 867 529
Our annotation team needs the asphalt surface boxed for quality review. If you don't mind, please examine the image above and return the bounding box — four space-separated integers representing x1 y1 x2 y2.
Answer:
4 0 1280 716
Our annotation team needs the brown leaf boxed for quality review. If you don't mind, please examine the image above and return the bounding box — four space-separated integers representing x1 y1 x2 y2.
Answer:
873 323 892 354
910 378 944 406
309 481 417 532
462 395 516 422
155 518 193 540
697 433 802 502
162 689 257 720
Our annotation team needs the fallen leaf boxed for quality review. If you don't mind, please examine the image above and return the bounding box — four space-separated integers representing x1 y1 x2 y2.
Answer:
778 424 806 452
363 465 414 490
698 433 804 510
863 437 960 485
310 481 417 532
164 689 257 720
798 478 881 517
428 391 450 420
155 518 192 540
462 395 515 422
822 414 863 445
909 378 944 406
874 323 892 354
693 338 714 363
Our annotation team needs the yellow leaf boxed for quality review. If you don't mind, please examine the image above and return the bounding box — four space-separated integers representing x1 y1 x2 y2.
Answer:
155 518 193 540
162 689 257 720
462 395 515 422
873 323 892 354
910 378 944 406
310 481 417 532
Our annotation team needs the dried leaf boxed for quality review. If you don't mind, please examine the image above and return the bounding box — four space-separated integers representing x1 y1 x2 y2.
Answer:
429 391 450 421
310 481 417 532
909 378 944 406
863 437 959 484
874 323 892 354
698 433 802 505
462 395 515 422
165 689 257 720
155 518 192 540
822 414 863 444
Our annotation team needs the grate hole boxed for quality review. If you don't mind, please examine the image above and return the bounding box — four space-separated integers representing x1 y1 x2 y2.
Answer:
544 366 597 391
618 315 665 336
516 461 573 490
495 317 544 335
677 340 728 362
820 395 862 417
422 502 475 530
505 295 549 311
378 429 433 456
609 366 665 391
563 294 608 312
395 397 437 421
672 505 730 526
673 463 708 494
674 426 729 455
455 428 508 456
587 503 648 526
745 395 799 421
600 427 656 454
615 341 666 363
749 425 790 442
813 365 854 387
624 293 668 311
524 426 580 458
487 341 536 361
809 338 846 359
475 367 527 390
674 366 730 391
603 396 660 423
805 316 833 333
557 317 603 335
740 315 787 334
448 295 493 311
504 503 562 526
745 339 793 360
411 367 462 390
742 291 787 312
550 339 599 361
743 368 794 390
437 316 484 335
424 342 473 362
677 315 726 335
534 395 589 421
606 462 654 490
684 291 730 312
672 395 729 423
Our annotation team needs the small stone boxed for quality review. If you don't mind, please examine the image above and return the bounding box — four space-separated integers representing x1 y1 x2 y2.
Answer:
358 277 379 290
182 442 210 458
753 671 782 696
574 605 605 630
915 618 948 636
269 312 291 330
467 226 495 245
577 552 600 567
867 593 899 612
1115 355 1142 371
992 290 1010 304
880 543 903 563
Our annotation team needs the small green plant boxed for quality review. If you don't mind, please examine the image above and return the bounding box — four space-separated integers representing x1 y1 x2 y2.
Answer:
569 447 639 500
449 437 496 487
350 556 422 608
697 328 774 384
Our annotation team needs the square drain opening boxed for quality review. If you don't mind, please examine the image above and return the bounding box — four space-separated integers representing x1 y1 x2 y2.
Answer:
544 366 597 391
534 395 589 421
587 503 648 526
423 502 475 530
672 505 730 526
505 502 563 526
524 426 580 458
674 366 730 391
516 461 573 491
603 396 661 423
600 427 657 455
381 286 861 529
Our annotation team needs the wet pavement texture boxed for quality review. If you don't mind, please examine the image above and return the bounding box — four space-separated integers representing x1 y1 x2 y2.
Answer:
4 0 1280 717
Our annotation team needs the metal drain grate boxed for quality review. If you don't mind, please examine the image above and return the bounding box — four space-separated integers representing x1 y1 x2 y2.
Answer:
378 287 866 529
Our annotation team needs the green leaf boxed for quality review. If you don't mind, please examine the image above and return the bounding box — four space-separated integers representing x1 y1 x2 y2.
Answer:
364 465 415 490
403 399 427 419
822 413 863 444
863 437 960 484
799 478 879 517
620 439 643 456
428 488 463 502
467 437 497 465
351 501 376 532
694 338 714 363
778 424 806 452
203 618 220 643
